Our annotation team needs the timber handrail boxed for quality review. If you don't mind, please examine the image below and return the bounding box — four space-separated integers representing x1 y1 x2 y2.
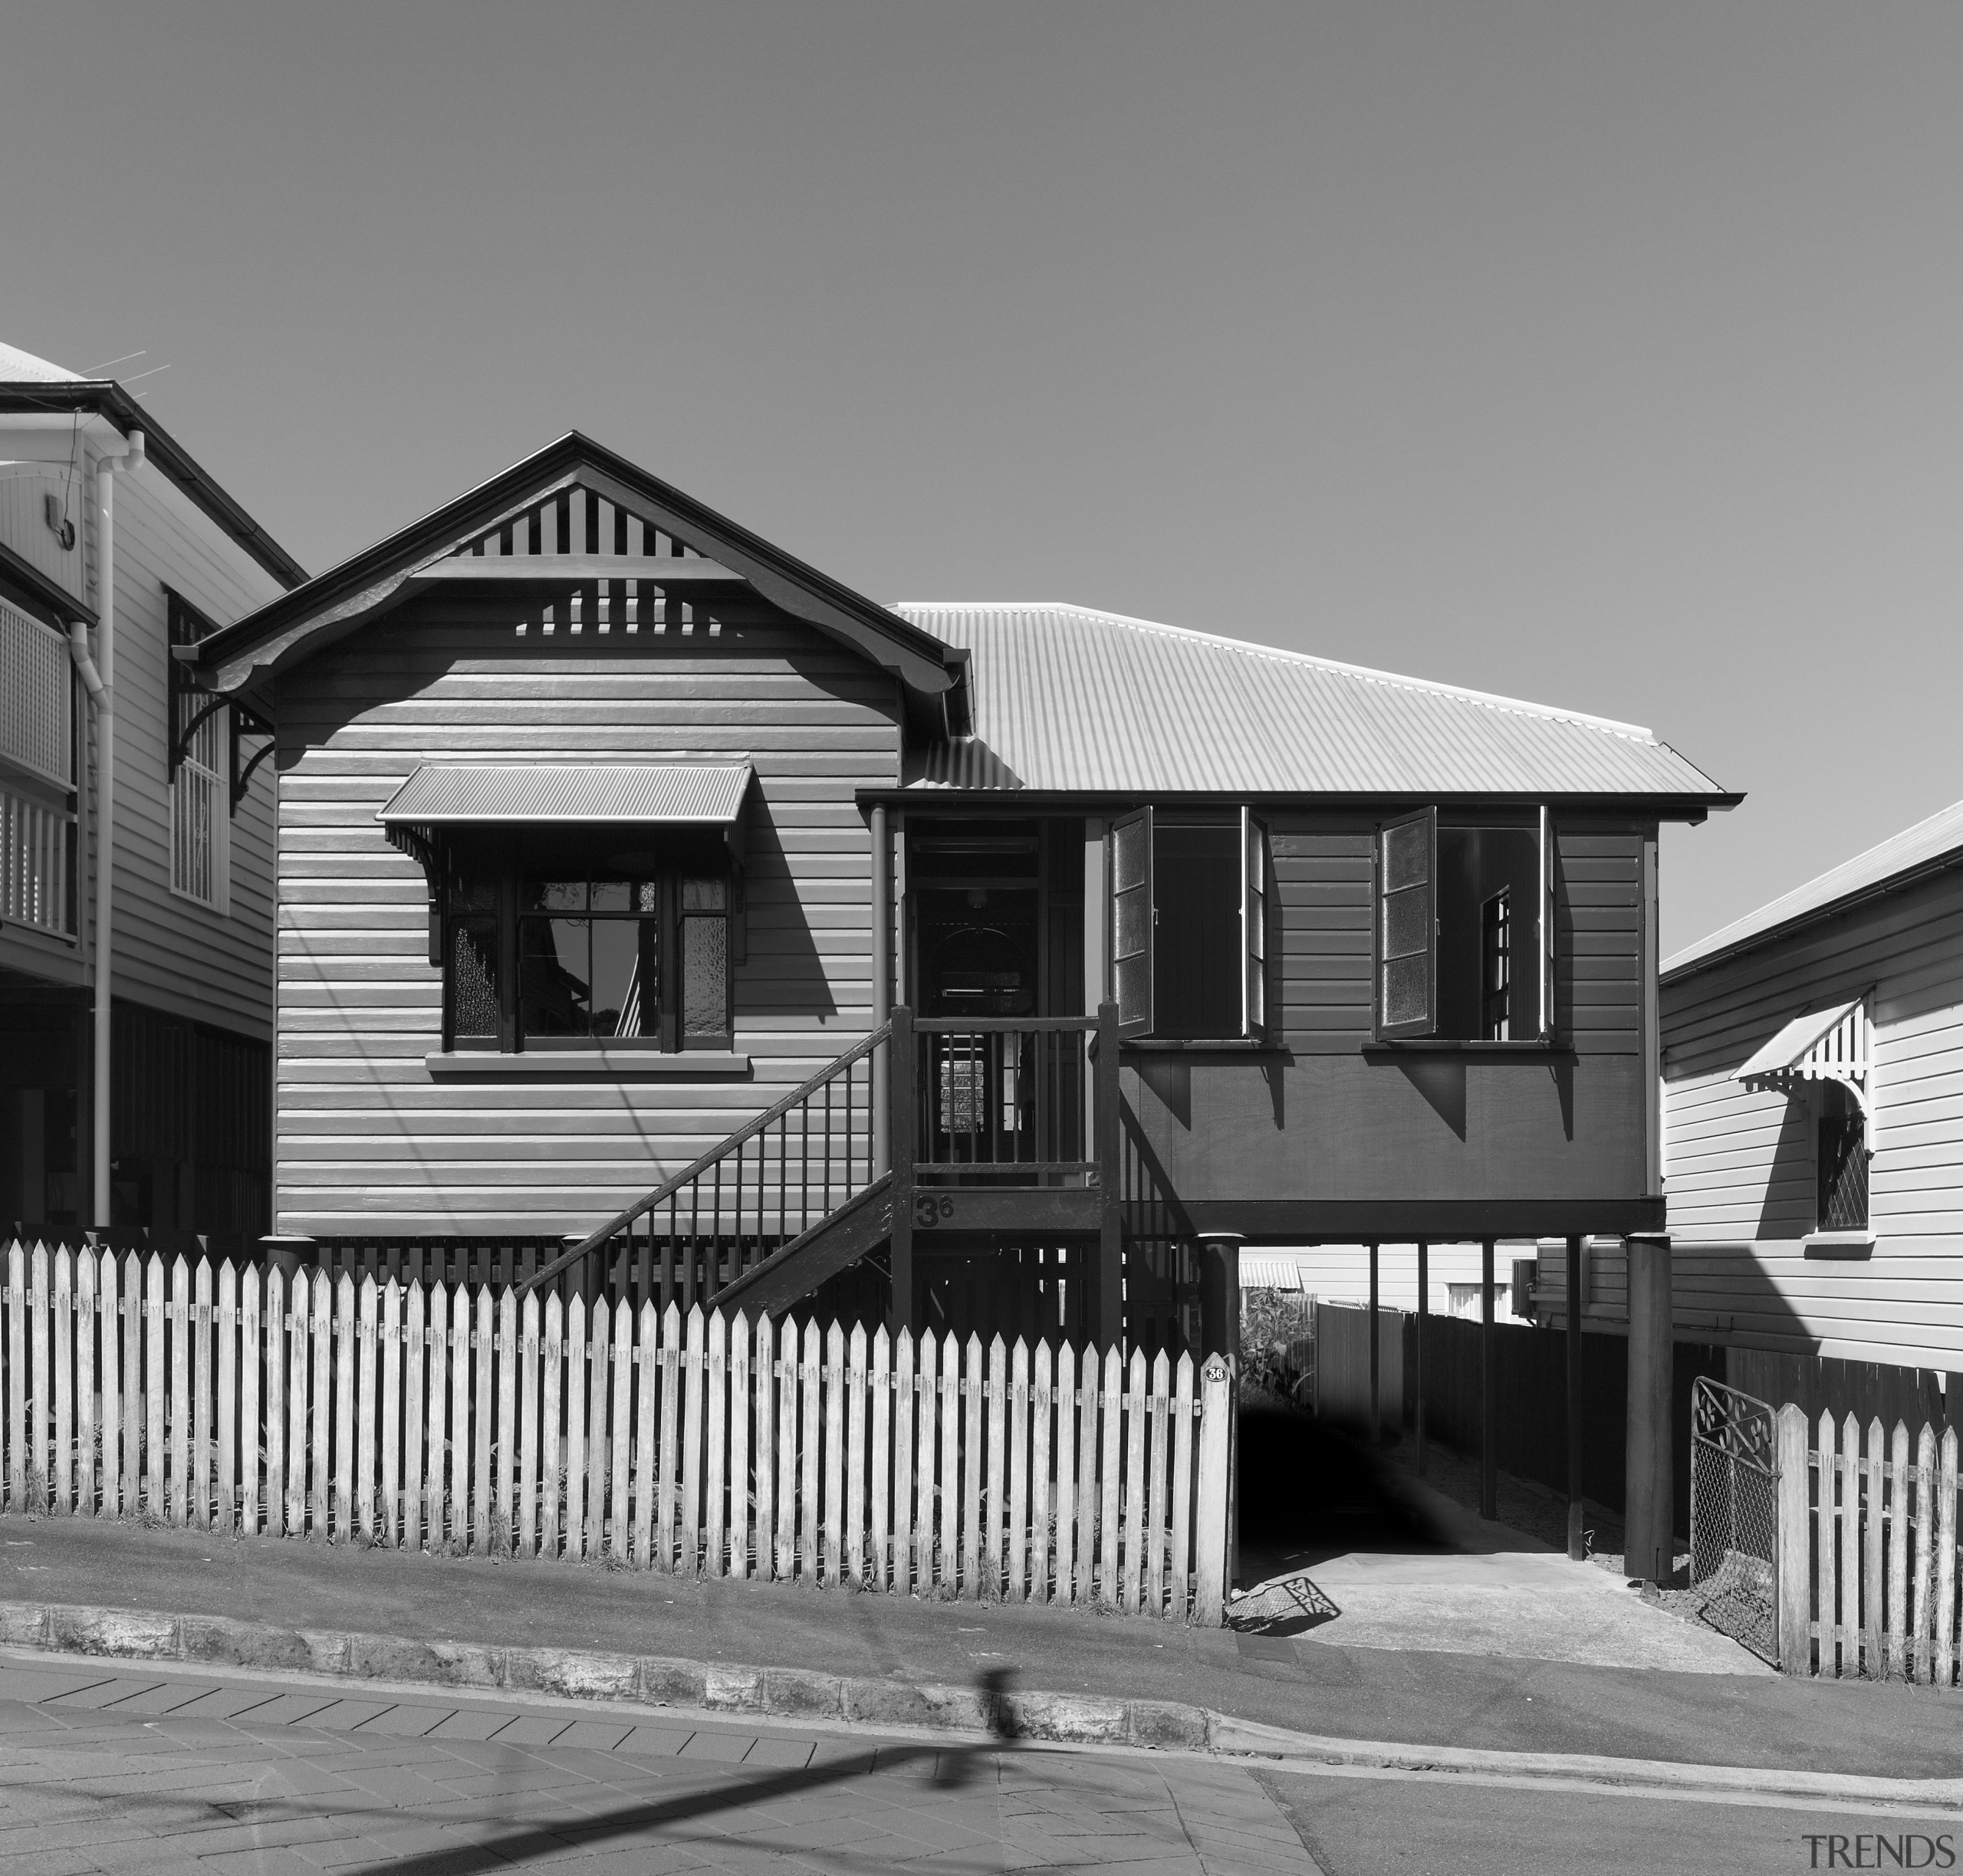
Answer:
520 1019 893 1295
912 1016 1100 1033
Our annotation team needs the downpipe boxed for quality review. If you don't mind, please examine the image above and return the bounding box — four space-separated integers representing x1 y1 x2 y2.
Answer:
75 429 143 1228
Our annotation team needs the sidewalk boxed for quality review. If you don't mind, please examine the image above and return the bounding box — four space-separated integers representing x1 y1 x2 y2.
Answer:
10 1512 1955 1785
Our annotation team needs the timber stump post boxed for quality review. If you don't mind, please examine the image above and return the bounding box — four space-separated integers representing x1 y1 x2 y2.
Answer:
1480 1237 1497 1520
886 1006 916 1336
1624 1231 1675 1585
1565 1234 1586 1561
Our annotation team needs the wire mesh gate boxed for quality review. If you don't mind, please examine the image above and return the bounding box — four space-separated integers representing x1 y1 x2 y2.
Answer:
1689 1377 1780 1664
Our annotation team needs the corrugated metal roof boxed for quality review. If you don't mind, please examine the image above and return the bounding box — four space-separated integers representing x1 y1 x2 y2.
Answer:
893 604 1728 800
378 763 753 824
1240 1254 1305 1291
1663 797 1963 979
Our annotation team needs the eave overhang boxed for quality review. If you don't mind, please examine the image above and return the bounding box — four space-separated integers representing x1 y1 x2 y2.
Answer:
186 432 965 723
0 382 307 590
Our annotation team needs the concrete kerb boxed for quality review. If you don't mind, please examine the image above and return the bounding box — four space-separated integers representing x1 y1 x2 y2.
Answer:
0 1599 1203 1753
8 1597 1962 1814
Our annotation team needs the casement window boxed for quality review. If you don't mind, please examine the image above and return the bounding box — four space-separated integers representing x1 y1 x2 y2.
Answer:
167 593 229 912
1816 1081 1869 1233
1110 807 1270 1041
442 851 734 1053
1374 807 1555 1041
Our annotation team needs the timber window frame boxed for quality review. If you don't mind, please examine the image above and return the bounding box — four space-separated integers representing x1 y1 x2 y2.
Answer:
166 593 230 913
1109 805 1271 1043
439 847 735 1056
1372 806 1557 1044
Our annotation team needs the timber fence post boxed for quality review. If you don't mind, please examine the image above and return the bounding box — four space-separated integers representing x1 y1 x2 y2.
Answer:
1776 1402 1812 1677
1194 1352 1233 1625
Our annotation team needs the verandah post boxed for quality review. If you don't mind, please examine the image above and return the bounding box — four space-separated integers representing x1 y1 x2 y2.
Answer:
888 1005 916 1336
1367 1241 1380 1446
1094 1000 1123 1348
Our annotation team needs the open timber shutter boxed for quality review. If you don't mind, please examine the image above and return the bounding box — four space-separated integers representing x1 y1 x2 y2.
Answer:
1376 807 1437 1039
1538 805 1556 1040
1242 807 1270 1041
1111 807 1153 1037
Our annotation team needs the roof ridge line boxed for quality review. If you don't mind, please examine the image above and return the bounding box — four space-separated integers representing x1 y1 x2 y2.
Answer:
893 601 1658 744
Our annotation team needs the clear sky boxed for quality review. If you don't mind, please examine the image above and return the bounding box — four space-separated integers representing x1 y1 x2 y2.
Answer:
5 3 1958 956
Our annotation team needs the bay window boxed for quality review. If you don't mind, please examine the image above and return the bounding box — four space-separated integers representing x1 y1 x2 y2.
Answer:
441 851 732 1053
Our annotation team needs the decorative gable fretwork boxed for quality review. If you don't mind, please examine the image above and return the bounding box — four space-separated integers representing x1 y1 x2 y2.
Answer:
1734 997 1873 1125
451 482 728 639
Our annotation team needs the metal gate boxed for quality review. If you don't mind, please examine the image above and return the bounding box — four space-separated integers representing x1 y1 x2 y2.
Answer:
1688 1377 1780 1664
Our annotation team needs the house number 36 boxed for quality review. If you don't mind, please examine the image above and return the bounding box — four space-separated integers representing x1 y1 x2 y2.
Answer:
914 1195 955 1228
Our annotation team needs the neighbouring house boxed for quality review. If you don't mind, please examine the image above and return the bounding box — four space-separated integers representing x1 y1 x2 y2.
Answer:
182 431 1734 1352
0 340 307 1238
1658 797 1963 1385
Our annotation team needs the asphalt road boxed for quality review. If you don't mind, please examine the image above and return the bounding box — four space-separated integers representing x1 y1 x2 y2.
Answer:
0 1649 1942 1875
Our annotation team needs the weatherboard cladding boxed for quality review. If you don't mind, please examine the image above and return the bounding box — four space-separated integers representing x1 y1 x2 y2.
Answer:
892 604 1725 800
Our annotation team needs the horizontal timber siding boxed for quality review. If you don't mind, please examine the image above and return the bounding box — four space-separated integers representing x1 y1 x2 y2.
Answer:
96 458 283 1036
1662 862 1963 1368
1121 814 1650 1213
275 594 900 1236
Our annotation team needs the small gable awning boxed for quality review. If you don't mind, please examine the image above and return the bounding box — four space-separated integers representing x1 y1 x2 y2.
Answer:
1734 997 1873 1125
377 762 753 826
1734 999 1867 1082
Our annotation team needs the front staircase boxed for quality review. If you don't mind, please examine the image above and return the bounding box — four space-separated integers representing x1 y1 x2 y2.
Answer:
524 1007 1155 1339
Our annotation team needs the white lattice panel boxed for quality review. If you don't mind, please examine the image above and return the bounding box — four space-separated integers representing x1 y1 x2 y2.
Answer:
0 600 72 785
1 784 70 932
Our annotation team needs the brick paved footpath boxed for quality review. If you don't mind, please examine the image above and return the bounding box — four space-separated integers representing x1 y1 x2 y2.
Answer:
0 1651 1317 1875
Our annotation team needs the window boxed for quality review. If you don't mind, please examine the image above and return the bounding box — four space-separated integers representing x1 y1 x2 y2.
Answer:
1374 807 1554 1041
1817 1081 1869 1232
1110 807 1269 1040
440 845 733 1053
168 592 229 911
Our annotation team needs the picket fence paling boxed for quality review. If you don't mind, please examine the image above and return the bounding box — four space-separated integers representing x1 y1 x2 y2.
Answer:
1777 1401 1963 1685
0 1240 1232 1622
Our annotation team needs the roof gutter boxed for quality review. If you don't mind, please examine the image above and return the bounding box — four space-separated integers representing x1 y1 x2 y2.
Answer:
1661 843 1963 987
0 382 306 590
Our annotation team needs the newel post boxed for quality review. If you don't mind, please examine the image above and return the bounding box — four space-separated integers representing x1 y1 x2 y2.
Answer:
1777 1401 1813 1675
1093 1000 1124 1348
887 1005 916 1336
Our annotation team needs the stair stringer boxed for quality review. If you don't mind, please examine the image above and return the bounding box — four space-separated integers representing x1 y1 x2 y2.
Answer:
710 1171 896 1317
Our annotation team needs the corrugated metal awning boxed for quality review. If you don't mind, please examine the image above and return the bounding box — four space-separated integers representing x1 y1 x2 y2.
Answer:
1734 1000 1866 1081
377 763 753 826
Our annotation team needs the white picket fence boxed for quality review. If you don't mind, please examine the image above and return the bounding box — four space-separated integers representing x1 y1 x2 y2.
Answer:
1777 1404 1961 1682
0 1242 1235 1623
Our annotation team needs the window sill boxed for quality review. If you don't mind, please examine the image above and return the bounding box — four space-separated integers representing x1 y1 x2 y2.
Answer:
1119 1038 1279 1053
1803 1231 1875 1260
1363 1039 1570 1056
426 1050 752 1080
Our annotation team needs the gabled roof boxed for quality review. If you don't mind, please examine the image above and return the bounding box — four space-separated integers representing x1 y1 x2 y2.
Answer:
891 603 1735 807
190 433 962 716
0 340 307 590
1663 796 1963 981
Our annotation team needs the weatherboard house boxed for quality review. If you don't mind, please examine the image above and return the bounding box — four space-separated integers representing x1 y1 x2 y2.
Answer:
1661 797 1963 1384
182 433 1734 1352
